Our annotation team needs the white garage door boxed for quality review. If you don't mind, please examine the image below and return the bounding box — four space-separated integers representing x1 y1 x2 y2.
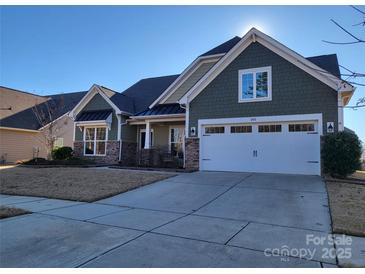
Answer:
201 121 320 175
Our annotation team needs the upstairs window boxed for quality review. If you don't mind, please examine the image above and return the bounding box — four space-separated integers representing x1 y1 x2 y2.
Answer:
239 66 272 102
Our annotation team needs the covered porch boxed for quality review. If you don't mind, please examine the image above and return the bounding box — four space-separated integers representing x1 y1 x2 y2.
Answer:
128 104 186 168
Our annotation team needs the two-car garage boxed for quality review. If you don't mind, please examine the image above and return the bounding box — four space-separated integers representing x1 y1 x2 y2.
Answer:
199 115 322 175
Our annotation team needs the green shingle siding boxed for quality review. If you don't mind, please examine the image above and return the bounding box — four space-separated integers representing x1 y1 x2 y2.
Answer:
121 116 137 142
165 61 218 103
189 42 338 136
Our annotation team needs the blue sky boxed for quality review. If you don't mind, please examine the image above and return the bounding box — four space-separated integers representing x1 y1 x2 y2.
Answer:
1 5 364 142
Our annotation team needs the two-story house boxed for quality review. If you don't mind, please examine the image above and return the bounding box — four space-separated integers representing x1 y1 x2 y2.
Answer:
69 28 354 175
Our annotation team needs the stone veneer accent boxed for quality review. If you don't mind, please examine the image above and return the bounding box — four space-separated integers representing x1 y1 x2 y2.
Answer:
73 141 120 164
185 138 199 171
120 141 137 166
138 148 161 167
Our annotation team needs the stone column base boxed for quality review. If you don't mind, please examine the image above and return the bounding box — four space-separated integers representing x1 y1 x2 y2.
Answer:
120 141 137 166
185 137 199 171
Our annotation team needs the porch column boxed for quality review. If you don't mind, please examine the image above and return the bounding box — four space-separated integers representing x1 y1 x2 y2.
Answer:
145 121 151 149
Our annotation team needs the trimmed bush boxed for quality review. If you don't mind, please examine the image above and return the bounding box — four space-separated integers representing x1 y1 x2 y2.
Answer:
322 131 362 178
51 146 73 160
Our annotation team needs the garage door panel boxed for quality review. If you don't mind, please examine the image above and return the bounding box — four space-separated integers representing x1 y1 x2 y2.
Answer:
201 133 255 172
201 121 320 175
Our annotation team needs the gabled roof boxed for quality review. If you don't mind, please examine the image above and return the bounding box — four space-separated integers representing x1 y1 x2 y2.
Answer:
149 37 241 108
121 75 179 114
200 36 241 57
0 91 86 130
150 35 347 108
180 28 354 104
134 103 185 117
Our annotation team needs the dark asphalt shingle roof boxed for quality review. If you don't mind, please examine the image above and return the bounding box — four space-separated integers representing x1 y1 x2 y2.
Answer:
120 75 180 114
76 109 112 122
1 39 343 128
0 91 86 130
199 36 341 78
200 36 241 57
135 103 185 116
306 54 341 78
117 53 341 118
110 93 136 114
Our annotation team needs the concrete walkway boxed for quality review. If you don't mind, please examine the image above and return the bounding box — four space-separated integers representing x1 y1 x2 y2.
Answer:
0 172 361 267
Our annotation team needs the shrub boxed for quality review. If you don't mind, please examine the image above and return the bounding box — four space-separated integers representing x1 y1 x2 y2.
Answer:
322 131 362 178
51 146 73 160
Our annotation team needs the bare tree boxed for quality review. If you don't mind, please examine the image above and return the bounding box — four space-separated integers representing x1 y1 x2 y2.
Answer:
32 96 65 160
323 5 365 109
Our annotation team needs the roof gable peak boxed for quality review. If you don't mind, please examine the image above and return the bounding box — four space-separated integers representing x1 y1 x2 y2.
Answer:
180 28 353 104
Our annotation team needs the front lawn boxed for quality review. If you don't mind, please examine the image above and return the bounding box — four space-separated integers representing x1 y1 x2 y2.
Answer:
0 167 174 202
0 206 30 219
326 179 365 237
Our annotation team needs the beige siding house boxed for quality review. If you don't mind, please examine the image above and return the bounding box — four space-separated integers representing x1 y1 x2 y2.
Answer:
0 86 85 163
0 86 47 119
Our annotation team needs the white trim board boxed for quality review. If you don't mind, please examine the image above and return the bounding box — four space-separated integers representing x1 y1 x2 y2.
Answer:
159 57 221 105
0 126 40 133
180 28 354 105
38 112 70 131
149 55 223 108
69 84 132 119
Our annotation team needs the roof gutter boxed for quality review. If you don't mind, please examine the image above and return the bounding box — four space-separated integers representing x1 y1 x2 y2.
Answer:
0 126 40 133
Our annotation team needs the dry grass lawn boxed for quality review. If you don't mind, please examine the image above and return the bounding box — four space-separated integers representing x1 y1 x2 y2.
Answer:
0 206 30 219
0 167 174 202
326 180 365 237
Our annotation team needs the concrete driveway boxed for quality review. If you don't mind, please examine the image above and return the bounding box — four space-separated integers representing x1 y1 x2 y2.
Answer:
0 171 335 267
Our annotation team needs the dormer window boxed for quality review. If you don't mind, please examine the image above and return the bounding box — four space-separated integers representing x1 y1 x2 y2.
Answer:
238 66 272 102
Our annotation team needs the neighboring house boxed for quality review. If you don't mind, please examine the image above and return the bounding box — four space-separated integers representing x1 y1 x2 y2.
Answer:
0 88 86 163
0 86 48 119
69 28 354 175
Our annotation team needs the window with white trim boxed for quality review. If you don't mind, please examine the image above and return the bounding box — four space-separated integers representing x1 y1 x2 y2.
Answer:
239 66 272 102
84 127 107 156
170 127 185 158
